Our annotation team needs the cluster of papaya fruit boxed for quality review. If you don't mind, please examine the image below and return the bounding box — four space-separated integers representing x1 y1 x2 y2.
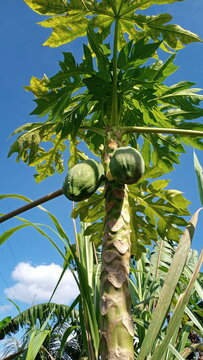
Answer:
62 147 145 202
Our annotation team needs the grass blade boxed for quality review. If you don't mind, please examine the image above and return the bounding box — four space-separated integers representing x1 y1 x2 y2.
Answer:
0 193 69 241
194 152 203 206
25 329 50 360
0 224 30 245
137 209 202 360
48 261 79 303
167 343 185 360
58 325 78 358
184 306 203 333
151 250 203 360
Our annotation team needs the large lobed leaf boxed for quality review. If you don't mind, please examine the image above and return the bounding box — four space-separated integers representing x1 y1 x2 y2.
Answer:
9 36 203 182
0 302 78 339
24 0 69 15
24 0 98 15
8 123 66 183
131 13 202 51
24 0 201 49
71 177 191 259
121 0 185 12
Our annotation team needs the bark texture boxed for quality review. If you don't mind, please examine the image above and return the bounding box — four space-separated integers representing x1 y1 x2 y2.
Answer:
100 181 134 360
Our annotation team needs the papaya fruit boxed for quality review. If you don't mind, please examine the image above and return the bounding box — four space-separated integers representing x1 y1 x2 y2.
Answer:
109 146 145 184
62 159 104 202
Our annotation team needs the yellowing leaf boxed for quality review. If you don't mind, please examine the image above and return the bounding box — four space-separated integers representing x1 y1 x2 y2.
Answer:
38 11 88 28
43 23 88 47
120 0 184 13
149 24 202 49
24 76 49 97
24 0 68 15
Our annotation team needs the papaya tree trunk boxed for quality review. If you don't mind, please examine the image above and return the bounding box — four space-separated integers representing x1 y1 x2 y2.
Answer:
100 180 134 359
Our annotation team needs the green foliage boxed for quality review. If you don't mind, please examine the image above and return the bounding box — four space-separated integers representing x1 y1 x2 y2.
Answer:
0 302 81 360
71 177 190 259
0 317 12 333
0 302 77 339
1 213 202 359
24 0 201 49
9 29 203 180
8 123 66 183
3 1 203 358
24 0 70 15
130 237 203 360
0 199 101 359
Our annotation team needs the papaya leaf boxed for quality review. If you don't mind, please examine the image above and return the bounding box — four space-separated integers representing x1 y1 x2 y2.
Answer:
71 192 105 222
129 179 190 242
181 136 203 151
24 75 49 97
7 120 68 181
68 139 88 169
152 54 178 81
24 0 98 15
9 16 203 181
133 13 202 50
42 20 89 47
119 0 184 14
8 123 55 160
23 0 69 15
83 221 104 246
86 26 111 80
38 11 88 29
129 203 153 259
24 0 201 52
155 87 203 105
117 38 162 69
167 107 203 121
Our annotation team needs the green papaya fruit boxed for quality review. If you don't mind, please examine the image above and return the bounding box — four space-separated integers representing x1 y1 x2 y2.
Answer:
109 146 145 184
62 159 104 202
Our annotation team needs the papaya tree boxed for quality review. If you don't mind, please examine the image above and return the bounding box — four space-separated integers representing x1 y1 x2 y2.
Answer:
5 0 203 359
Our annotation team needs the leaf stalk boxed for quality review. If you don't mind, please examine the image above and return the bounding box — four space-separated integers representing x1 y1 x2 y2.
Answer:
118 126 203 137
111 18 119 126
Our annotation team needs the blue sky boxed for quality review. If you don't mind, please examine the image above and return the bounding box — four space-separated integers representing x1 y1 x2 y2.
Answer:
0 0 203 332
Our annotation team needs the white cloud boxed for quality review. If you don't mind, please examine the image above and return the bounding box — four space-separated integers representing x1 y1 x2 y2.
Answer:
0 305 12 314
4 262 79 306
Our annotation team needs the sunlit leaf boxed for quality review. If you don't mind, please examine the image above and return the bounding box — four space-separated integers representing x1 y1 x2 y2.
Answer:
24 75 49 97
133 13 202 50
43 21 88 47
26 329 50 360
0 224 30 245
23 0 69 15
120 0 185 13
